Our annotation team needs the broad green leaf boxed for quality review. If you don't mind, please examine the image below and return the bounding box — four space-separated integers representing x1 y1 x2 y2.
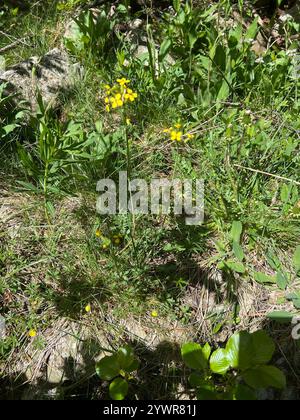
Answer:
233 241 245 262
196 387 218 400
251 330 275 365
253 272 276 284
124 358 140 373
267 311 294 324
225 331 252 371
202 342 211 361
226 260 246 274
96 355 120 380
243 365 286 390
209 348 230 375
117 345 135 370
109 377 129 400
181 342 208 370
234 384 256 400
293 246 300 273
231 221 243 243
189 372 205 388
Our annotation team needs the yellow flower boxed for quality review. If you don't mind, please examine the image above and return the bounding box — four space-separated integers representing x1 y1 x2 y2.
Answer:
105 105 110 112
28 329 37 338
151 310 158 318
117 78 130 86
85 304 91 313
95 229 102 237
126 118 131 125
174 123 182 129
170 131 182 141
102 244 108 249
163 128 171 133
187 133 194 140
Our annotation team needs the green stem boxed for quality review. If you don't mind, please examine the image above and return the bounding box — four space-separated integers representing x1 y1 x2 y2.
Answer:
123 112 136 253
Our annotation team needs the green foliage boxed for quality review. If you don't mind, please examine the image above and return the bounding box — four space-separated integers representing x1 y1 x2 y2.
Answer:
182 330 286 400
96 345 139 400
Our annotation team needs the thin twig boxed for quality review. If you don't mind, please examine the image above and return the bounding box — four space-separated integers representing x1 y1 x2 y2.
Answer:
0 38 27 54
234 164 300 186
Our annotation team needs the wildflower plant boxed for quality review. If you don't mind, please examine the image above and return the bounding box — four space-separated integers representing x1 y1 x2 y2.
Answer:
104 78 138 113
163 123 195 143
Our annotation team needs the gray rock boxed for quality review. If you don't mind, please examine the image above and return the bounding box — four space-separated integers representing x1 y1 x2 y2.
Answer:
0 48 81 112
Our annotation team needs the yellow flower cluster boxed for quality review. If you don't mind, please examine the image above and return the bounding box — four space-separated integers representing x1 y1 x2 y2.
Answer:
163 123 195 142
95 229 123 248
104 78 138 112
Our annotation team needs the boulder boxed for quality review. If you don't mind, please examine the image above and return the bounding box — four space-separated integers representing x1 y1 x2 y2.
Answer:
0 48 81 112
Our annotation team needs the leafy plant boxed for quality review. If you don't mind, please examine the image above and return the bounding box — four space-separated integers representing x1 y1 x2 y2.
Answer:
96 345 139 400
181 330 286 400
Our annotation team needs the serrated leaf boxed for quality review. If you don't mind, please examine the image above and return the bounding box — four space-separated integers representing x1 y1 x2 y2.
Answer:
209 348 230 375
109 377 129 400
242 365 286 390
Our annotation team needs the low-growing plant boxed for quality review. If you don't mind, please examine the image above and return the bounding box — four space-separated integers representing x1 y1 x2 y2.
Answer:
181 330 286 400
96 345 139 400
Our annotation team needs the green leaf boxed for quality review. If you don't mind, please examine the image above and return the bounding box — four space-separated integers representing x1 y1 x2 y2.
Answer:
245 17 259 40
217 80 230 102
276 271 288 290
124 358 140 373
181 342 208 370
109 377 129 400
243 365 286 390
233 241 245 262
293 246 300 273
3 124 18 135
251 330 275 365
226 260 246 274
159 38 172 62
196 387 218 400
202 343 211 361
209 348 230 375
267 311 294 324
117 346 135 370
95 355 120 380
253 272 276 284
231 221 243 243
225 331 252 371
234 384 256 400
